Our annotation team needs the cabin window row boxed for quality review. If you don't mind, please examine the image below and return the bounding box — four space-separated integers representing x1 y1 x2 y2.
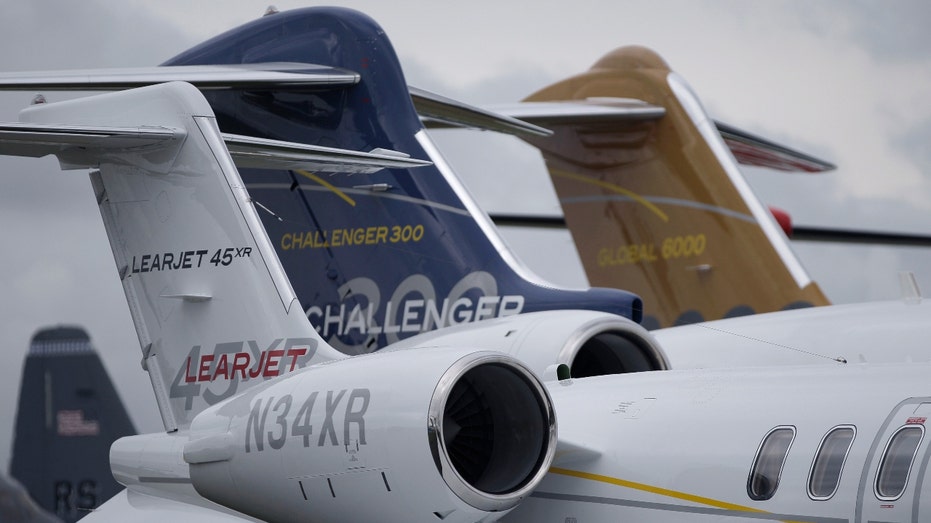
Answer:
747 424 924 502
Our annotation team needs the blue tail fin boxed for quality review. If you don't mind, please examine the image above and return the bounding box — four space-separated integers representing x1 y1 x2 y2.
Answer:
163 7 641 354
9 326 135 522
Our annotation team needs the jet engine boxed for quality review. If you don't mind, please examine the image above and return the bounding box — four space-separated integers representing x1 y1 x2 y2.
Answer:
388 310 669 379
181 346 556 523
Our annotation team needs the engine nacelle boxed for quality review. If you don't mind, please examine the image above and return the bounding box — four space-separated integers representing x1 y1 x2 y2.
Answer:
389 310 669 379
182 346 556 523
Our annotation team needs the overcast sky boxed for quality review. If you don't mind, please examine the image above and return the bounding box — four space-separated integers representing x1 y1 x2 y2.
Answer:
1 1 930 469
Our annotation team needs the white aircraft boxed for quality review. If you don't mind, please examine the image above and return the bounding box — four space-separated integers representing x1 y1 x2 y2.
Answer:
0 83 931 522
1 7 930 522
3 80 931 523
0 79 559 523
509 362 931 523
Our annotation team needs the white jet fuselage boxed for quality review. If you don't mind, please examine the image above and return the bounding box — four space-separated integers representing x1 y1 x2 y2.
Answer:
509 363 931 523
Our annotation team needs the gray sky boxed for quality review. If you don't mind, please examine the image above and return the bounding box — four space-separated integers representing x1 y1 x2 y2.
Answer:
1 1 931 469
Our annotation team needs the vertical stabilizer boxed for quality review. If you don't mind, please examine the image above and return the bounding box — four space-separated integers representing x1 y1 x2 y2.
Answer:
9 326 133 522
7 82 343 431
164 7 643 353
521 46 828 328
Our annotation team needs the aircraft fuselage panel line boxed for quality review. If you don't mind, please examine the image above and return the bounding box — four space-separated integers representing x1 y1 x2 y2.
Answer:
137 477 193 484
912 434 931 523
854 396 931 523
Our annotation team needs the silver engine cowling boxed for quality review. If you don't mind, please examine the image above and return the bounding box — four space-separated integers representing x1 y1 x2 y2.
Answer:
389 310 669 379
182 346 556 523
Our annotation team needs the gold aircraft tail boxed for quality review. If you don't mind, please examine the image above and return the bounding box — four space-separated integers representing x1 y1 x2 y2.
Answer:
517 46 829 328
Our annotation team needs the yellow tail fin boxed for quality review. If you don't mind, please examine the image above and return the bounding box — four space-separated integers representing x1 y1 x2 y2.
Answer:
521 46 828 328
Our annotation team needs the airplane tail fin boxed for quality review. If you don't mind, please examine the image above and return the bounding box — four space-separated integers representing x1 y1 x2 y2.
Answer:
513 46 829 328
0 82 353 431
162 7 643 353
8 326 133 523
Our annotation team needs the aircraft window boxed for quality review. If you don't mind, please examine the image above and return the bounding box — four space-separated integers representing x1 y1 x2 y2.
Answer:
808 425 856 500
875 425 924 501
748 426 795 501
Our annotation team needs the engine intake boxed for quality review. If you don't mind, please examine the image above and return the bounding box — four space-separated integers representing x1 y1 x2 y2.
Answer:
390 310 670 381
429 354 555 511
565 318 668 378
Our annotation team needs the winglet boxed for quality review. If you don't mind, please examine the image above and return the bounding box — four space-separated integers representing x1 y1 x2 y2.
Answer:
715 121 836 172
222 132 432 173
0 62 360 90
411 85 553 138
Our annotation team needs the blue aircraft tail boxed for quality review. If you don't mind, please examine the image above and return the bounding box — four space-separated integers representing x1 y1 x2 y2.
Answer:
164 7 642 354
9 326 135 522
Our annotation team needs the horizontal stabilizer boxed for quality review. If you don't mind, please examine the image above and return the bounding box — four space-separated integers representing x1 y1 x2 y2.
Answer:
716 120 836 172
487 213 931 248
410 86 553 137
222 133 432 173
791 225 931 247
487 97 666 124
0 62 360 90
490 99 834 173
0 123 429 175
0 122 179 160
0 63 557 142
490 213 566 229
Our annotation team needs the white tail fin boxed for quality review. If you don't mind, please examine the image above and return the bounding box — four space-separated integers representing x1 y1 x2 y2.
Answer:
3 82 348 431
